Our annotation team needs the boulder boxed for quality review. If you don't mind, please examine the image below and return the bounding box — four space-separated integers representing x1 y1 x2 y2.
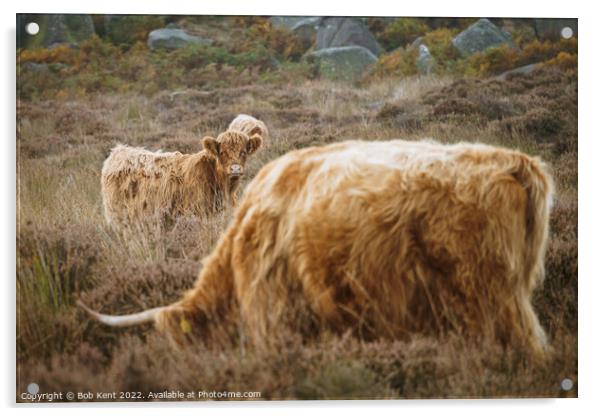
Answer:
496 63 538 80
306 46 377 81
20 62 68 73
316 17 383 56
416 45 435 75
452 18 514 57
17 14 95 49
534 18 577 41
270 16 322 49
270 17 319 30
147 28 213 51
291 18 322 49
410 36 425 49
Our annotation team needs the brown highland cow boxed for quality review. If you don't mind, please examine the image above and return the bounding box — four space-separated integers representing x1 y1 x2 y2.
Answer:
101 130 263 228
81 139 554 356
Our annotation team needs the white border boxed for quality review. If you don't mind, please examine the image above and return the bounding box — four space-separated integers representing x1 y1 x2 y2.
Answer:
3 1 600 414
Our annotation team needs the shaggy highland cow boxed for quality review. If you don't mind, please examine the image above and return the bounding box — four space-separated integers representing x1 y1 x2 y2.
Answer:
81 139 554 356
101 130 263 228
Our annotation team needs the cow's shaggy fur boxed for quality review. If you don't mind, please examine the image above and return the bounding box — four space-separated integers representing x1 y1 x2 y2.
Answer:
227 114 269 144
108 139 554 355
101 131 263 227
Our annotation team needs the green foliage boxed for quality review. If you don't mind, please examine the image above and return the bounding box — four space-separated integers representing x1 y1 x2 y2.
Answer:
172 43 273 71
17 224 98 359
466 44 520 77
380 18 429 50
17 34 282 99
368 47 419 79
423 28 460 63
246 19 306 61
105 15 165 47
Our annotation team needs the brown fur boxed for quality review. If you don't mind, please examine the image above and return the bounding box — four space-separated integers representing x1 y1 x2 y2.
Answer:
137 140 553 355
227 114 269 144
101 130 263 228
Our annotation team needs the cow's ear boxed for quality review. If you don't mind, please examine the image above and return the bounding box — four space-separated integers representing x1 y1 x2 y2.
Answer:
246 134 263 155
202 136 219 156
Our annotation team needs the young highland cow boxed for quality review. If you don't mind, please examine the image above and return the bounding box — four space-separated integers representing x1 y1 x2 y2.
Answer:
101 130 263 228
82 139 554 356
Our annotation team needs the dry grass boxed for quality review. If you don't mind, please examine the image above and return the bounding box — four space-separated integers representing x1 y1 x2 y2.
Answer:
17 64 577 400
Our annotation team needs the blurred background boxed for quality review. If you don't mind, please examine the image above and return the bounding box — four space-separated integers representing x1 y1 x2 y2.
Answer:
17 15 577 96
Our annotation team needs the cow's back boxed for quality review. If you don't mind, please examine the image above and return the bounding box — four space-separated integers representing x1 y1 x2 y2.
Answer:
228 139 553 348
101 145 184 227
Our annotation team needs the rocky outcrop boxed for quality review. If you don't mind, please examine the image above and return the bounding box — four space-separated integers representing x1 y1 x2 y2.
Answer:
316 17 383 56
306 45 377 81
270 17 322 49
452 18 514 57
496 63 538 80
147 28 213 51
416 45 436 75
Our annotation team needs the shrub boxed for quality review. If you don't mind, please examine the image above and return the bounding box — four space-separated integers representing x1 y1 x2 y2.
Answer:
369 47 418 79
544 52 577 71
105 15 165 47
466 44 520 77
18 44 78 66
295 361 394 399
246 19 306 61
423 28 460 63
380 18 429 50
465 38 578 77
17 224 99 360
171 43 273 72
521 38 577 65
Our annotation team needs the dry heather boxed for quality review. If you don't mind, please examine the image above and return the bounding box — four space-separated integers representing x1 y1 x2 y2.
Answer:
17 67 577 401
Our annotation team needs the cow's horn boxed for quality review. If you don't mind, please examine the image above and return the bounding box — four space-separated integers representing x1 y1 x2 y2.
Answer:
77 300 164 327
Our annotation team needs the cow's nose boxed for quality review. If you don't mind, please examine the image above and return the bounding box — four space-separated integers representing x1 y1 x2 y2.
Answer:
229 164 243 175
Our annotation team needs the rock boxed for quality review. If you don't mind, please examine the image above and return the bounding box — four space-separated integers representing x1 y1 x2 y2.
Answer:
534 18 577 41
20 62 50 73
270 16 318 30
20 62 69 73
291 18 322 49
305 46 377 81
452 18 514 57
316 17 383 56
416 45 435 75
17 14 95 49
147 28 213 51
409 37 436 75
270 17 322 49
410 36 425 49
496 63 538 80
